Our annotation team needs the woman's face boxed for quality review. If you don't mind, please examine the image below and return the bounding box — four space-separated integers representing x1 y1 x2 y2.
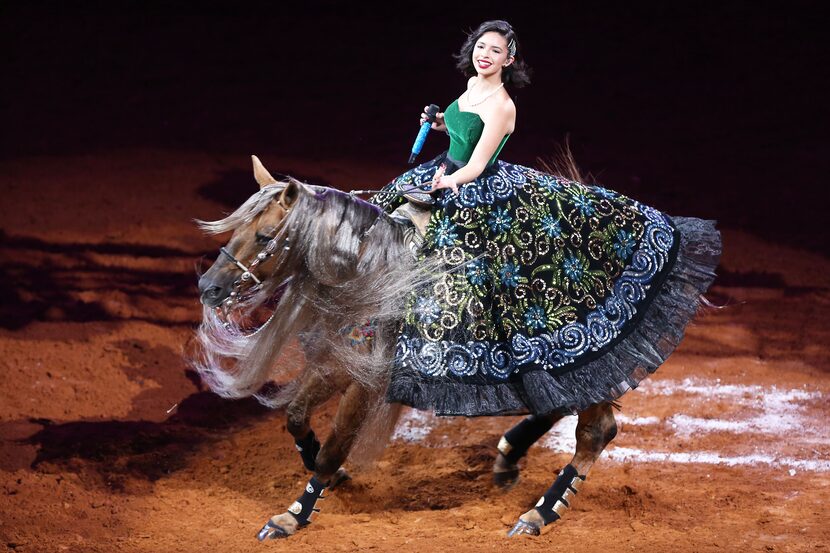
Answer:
471 31 513 77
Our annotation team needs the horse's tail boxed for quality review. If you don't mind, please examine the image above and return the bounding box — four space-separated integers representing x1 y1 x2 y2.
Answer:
537 134 593 184
349 401 404 469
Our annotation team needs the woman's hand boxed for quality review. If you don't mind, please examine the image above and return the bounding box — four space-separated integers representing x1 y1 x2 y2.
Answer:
430 164 459 194
420 105 447 132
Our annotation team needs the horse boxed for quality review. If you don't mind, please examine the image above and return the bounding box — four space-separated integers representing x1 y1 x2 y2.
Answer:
193 156 624 539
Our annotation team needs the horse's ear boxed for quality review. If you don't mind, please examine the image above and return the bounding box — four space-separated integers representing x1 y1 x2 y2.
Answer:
252 155 278 188
279 178 306 208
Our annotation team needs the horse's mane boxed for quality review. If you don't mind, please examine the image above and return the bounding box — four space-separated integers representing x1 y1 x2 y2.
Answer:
193 182 438 459
196 179 305 235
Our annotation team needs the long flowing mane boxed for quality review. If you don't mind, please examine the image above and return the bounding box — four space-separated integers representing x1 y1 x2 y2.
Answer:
192 182 435 415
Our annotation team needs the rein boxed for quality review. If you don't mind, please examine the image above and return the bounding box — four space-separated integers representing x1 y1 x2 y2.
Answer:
349 182 433 197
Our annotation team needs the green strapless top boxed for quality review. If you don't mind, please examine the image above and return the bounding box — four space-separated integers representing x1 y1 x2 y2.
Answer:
444 99 510 166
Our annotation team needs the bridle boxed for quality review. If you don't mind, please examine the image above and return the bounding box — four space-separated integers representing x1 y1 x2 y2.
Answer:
212 186 396 321
216 193 293 311
219 246 263 285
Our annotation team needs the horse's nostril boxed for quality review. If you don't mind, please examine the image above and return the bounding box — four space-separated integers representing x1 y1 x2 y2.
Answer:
200 285 227 307
205 286 222 299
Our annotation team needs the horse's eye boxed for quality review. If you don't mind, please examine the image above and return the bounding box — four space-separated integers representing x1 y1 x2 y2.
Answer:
255 232 274 244
255 225 278 244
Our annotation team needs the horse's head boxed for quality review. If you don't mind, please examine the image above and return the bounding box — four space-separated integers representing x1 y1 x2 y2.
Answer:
197 155 310 308
192 156 425 409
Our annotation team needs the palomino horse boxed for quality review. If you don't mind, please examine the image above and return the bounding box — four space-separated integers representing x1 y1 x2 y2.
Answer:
195 156 619 539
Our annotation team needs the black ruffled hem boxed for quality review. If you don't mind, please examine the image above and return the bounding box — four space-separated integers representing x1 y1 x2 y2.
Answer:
386 216 721 416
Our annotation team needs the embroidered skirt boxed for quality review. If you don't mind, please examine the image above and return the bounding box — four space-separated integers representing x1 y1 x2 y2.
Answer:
370 153 721 416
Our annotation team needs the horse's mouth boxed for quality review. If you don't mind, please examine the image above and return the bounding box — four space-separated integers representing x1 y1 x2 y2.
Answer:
205 279 288 333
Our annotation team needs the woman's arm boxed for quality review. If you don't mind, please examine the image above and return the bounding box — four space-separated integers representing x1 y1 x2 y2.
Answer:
432 101 515 192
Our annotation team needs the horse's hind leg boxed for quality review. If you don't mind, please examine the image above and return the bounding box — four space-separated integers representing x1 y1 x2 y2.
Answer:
258 381 374 540
508 402 617 537
493 413 564 489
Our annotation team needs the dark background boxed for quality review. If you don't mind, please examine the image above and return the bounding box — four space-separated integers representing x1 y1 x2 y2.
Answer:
1 1 827 253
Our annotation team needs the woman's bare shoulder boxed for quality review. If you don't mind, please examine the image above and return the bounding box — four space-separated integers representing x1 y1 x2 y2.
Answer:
497 93 516 116
479 94 516 132
488 93 516 120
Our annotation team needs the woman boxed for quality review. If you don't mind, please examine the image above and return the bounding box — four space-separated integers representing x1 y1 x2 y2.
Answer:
370 20 720 532
424 21 524 195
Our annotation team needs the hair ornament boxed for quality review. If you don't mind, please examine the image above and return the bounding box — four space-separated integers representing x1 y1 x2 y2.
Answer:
508 38 516 57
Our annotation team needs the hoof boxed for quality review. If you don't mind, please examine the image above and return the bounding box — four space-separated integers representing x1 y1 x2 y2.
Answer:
507 519 540 537
256 515 296 541
329 467 351 490
493 467 520 490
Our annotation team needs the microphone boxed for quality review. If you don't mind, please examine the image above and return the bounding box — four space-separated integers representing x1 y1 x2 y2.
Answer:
409 104 440 164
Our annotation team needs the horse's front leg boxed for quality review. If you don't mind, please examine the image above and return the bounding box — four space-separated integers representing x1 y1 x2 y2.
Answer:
284 368 342 474
258 381 374 540
508 402 617 537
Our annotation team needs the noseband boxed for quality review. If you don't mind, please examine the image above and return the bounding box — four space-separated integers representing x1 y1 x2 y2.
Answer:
219 246 263 285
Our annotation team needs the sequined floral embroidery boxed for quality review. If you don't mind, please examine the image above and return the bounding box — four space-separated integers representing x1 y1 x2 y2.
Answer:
370 156 677 382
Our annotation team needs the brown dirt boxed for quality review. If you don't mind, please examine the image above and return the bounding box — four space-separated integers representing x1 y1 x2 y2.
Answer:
1 151 828 553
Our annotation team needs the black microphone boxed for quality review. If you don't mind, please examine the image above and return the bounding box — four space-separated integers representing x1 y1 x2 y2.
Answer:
409 104 440 164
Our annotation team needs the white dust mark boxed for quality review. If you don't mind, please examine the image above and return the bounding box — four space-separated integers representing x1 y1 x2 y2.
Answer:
668 415 751 435
541 416 578 453
616 414 661 426
540 379 828 469
539 415 667 454
641 378 820 405
638 378 824 439
665 413 827 440
606 446 830 472
392 409 435 443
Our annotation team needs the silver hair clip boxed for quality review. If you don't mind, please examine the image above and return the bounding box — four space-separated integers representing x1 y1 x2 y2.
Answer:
508 38 516 57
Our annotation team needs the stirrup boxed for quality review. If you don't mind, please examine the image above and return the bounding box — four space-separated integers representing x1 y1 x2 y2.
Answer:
396 181 434 207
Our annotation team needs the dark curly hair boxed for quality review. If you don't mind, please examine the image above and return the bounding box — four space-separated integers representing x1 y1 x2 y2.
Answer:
454 20 531 88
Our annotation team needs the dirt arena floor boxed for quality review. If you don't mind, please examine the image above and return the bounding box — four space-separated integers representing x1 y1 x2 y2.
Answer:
1 150 828 552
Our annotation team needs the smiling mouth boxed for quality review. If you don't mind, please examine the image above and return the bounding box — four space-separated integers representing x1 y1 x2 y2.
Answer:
476 60 492 68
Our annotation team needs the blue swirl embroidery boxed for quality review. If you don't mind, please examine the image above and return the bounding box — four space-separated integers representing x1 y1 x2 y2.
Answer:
395 204 675 380
436 162 518 208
